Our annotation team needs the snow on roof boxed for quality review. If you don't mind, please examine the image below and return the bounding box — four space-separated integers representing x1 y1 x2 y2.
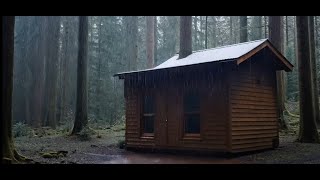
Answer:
154 39 267 70
115 38 289 76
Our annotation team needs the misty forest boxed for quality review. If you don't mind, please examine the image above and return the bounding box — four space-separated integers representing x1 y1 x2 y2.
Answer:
2 16 320 164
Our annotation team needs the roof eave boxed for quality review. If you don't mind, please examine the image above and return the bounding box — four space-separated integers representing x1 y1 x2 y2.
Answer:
113 59 237 79
236 40 294 72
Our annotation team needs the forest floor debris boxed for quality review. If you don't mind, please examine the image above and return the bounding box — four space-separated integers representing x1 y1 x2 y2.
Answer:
40 151 68 158
15 127 125 164
14 126 320 164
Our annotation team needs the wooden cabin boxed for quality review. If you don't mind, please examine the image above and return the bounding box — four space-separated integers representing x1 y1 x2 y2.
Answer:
115 39 293 153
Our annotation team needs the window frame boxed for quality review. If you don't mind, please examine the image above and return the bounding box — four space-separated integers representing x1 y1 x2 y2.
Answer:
182 90 201 140
140 91 155 138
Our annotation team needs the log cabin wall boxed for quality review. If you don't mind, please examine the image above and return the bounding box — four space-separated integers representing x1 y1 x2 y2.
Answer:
124 64 231 152
164 72 229 151
120 41 293 153
229 50 279 153
124 82 155 148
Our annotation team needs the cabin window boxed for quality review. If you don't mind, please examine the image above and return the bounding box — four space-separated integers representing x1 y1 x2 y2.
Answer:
256 79 261 84
183 91 200 134
141 94 155 135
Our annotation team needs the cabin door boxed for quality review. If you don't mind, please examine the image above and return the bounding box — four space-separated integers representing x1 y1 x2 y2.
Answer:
157 89 168 146
157 87 178 147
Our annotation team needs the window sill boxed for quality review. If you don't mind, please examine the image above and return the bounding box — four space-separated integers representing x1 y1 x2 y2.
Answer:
140 133 154 139
183 134 201 141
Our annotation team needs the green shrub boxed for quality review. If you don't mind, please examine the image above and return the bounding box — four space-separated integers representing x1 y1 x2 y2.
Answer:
78 126 94 141
13 123 32 138
118 139 126 149
57 120 73 134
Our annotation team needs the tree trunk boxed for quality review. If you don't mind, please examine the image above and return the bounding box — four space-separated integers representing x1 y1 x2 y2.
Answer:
205 16 208 48
24 18 32 126
229 16 233 44
296 16 319 143
309 16 320 127
316 16 319 93
71 16 89 135
252 16 262 40
67 17 78 114
193 16 198 50
46 16 61 129
124 16 138 71
269 16 287 130
235 16 239 43
154 16 158 65
175 16 180 52
200 16 204 49
257 16 262 39
178 16 192 59
264 16 268 38
96 17 103 122
146 16 155 68
212 16 217 47
56 45 62 125
57 18 64 125
1 16 15 163
41 17 47 127
280 17 288 122
25 92 31 126
240 16 248 43
293 16 297 65
2 16 28 164
280 16 287 122
43 16 50 127
286 16 289 53
280 16 285 53
60 18 69 124
316 16 319 48
32 16 47 128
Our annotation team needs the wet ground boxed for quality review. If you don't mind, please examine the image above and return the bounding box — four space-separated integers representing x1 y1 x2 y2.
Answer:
88 152 242 164
15 129 320 164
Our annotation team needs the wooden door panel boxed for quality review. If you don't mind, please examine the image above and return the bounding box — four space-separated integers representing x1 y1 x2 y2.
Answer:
156 90 167 146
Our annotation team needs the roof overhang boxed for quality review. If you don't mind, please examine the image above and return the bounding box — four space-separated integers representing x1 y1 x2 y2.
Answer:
237 40 293 72
114 59 235 79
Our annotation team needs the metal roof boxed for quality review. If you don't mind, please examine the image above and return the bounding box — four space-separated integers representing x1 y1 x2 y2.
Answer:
115 39 293 77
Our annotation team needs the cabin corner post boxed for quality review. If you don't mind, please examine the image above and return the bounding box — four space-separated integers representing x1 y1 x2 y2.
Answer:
124 77 128 145
226 70 233 153
224 61 237 153
273 71 280 148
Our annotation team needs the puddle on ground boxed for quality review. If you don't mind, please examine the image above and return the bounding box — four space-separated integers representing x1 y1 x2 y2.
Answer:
84 152 241 164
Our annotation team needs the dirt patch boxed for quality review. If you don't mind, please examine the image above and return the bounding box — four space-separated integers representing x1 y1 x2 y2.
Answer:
15 129 125 164
15 129 320 164
238 134 320 164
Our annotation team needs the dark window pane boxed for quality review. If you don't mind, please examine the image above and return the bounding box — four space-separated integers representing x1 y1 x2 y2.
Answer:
184 92 200 112
185 114 200 133
143 116 154 133
143 95 154 113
